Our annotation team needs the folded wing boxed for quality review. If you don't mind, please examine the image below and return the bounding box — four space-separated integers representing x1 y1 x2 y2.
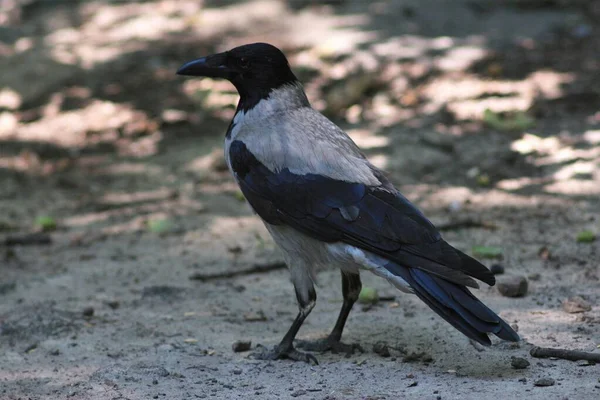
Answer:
229 140 495 289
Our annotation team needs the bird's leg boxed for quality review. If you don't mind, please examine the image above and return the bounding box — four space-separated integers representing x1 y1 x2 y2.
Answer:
296 271 363 355
252 285 318 364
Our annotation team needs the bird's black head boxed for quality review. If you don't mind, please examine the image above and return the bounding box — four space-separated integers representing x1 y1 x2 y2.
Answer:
177 43 299 110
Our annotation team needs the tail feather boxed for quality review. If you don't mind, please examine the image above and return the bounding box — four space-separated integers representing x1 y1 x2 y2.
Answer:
385 262 519 346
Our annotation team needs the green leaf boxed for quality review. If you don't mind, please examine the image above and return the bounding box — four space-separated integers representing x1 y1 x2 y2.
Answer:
233 190 246 202
483 109 535 131
472 246 503 259
147 219 171 234
358 287 379 304
476 174 490 187
35 216 57 232
576 230 596 243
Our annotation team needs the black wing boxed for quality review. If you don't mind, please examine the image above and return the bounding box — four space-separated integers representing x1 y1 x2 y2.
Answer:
229 140 494 288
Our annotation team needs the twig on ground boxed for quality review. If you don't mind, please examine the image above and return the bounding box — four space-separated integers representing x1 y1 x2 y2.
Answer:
4 233 52 246
530 346 600 362
189 261 286 281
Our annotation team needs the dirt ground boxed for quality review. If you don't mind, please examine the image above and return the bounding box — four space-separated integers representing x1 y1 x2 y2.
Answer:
1 0 600 399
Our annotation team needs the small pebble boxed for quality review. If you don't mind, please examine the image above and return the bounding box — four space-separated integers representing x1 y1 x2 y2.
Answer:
372 342 391 357
290 389 307 397
49 349 60 356
562 296 592 314
534 378 555 387
528 273 541 281
232 340 252 352
497 275 528 297
82 306 95 317
106 300 120 310
490 264 505 275
243 311 267 322
511 357 530 369
232 369 242 375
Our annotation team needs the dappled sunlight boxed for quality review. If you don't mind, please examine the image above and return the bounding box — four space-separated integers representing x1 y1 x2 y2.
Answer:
511 133 561 155
182 79 238 120
1 100 160 155
583 129 600 144
44 1 198 68
0 88 22 110
435 43 488 72
544 179 600 196
507 132 600 195
424 70 573 121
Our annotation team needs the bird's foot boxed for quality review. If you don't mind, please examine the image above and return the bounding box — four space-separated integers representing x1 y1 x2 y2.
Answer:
250 344 319 365
296 337 364 356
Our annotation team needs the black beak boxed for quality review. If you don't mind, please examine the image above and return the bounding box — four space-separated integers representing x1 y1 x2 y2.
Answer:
176 52 232 78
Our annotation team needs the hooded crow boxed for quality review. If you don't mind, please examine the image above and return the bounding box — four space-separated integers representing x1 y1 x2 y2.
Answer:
177 43 519 364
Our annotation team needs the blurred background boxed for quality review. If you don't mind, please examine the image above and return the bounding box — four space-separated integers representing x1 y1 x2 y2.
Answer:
1 1 599 399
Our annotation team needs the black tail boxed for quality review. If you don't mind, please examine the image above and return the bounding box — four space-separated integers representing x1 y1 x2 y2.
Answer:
385 262 519 346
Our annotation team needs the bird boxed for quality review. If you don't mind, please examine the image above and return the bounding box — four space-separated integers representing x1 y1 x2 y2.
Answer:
177 42 520 364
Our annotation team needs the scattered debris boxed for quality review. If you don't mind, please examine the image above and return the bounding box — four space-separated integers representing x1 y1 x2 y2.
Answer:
358 287 379 304
497 275 528 297
372 342 391 357
105 300 120 310
576 230 596 243
511 357 530 369
233 191 246 202
290 389 307 397
35 216 57 232
490 264 505 275
527 273 541 281
483 109 535 131
472 246 503 259
403 352 433 363
538 246 551 260
562 296 592 314
147 218 172 234
232 340 252 353
378 294 396 302
0 281 17 295
4 232 52 246
244 310 267 322
530 346 600 362
82 307 94 318
24 342 38 353
534 378 555 387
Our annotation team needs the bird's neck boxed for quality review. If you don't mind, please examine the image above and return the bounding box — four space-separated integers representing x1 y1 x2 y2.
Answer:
235 82 310 121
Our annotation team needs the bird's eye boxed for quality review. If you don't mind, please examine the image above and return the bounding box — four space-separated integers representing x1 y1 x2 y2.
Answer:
239 57 250 69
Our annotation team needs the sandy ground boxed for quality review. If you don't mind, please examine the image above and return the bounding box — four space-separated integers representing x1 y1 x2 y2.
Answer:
1 1 600 399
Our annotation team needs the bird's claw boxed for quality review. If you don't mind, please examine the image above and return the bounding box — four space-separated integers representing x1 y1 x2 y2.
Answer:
250 344 319 365
296 337 364 356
